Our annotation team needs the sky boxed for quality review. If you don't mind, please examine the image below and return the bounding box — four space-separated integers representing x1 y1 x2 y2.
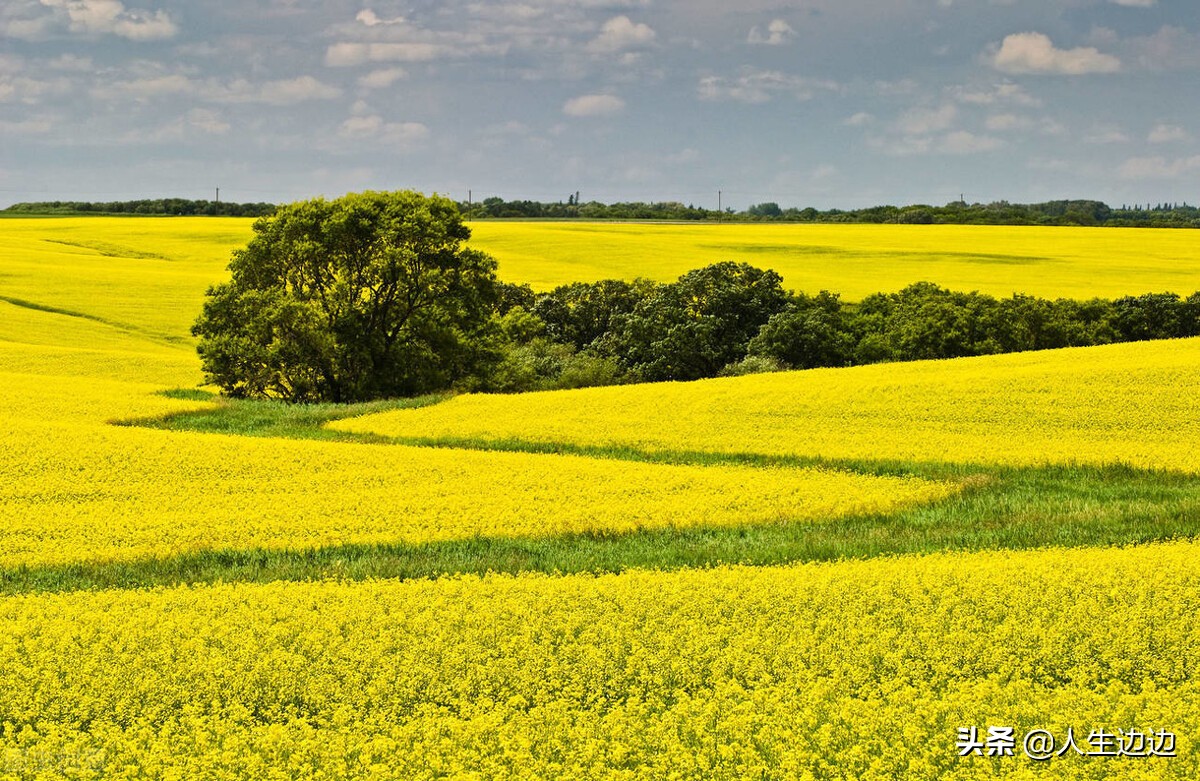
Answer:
1 0 1199 210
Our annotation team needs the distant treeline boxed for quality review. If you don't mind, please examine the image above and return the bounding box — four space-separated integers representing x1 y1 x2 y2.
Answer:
460 197 1200 227
6 196 1199 226
4 199 277 217
484 264 1200 392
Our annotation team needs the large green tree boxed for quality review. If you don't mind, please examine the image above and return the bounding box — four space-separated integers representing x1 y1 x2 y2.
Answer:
193 190 499 402
609 262 792 381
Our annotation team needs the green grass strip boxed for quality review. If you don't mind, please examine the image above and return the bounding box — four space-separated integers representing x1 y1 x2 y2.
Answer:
8 387 1197 594
119 389 449 442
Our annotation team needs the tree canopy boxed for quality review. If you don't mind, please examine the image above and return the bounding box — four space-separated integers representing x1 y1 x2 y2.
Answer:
193 190 499 403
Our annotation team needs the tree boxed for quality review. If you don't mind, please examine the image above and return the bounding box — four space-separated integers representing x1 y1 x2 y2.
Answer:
1112 292 1184 342
747 291 854 369
747 202 783 218
192 190 500 403
532 278 657 351
610 262 792 381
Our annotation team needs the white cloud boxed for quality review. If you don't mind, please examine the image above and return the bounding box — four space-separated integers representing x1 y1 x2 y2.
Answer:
47 53 93 71
698 69 838 104
325 42 449 66
941 131 1003 154
325 7 516 67
38 0 178 41
870 130 1002 157
985 113 1030 131
337 115 429 148
206 76 341 106
90 74 192 100
949 81 1040 107
356 9 407 27
872 79 920 97
483 120 530 136
872 99 1002 157
1 14 57 40
358 68 407 89
464 3 546 23
896 104 957 135
586 15 655 53
844 112 874 126
989 32 1120 75
1084 126 1129 144
1147 124 1189 144
563 93 624 117
338 115 385 138
1125 26 1200 71
0 116 54 134
1118 155 1200 179
1109 0 1154 6
0 72 70 103
186 108 230 135
91 74 342 105
117 108 233 144
984 114 1064 136
748 19 795 46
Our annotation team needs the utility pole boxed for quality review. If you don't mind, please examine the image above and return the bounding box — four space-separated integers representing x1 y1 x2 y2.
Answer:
717 189 722 221
215 187 220 205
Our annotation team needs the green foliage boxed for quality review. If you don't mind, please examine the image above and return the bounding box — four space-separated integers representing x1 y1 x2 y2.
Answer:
495 281 537 315
3 198 275 217
746 202 783 218
193 190 500 403
455 196 1200 227
610 262 792 381
532 279 657 351
718 355 787 377
496 306 547 344
126 390 445 442
485 336 625 393
748 292 854 369
1111 292 1194 341
849 283 1124 363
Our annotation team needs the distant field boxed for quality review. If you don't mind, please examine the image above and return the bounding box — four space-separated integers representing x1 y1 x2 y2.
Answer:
0 217 248 347
468 220 1200 299
3 218 1199 313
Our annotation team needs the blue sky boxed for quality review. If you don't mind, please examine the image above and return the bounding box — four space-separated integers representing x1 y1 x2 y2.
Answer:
1 0 1198 209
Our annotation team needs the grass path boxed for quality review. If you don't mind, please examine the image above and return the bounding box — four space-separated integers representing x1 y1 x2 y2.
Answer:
4 392 1188 595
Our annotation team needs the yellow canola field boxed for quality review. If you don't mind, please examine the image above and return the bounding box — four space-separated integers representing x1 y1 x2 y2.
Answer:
2 542 1197 780
5 218 1200 321
0 410 952 568
0 220 956 570
468 220 1200 299
334 337 1200 473
0 217 250 348
0 324 953 568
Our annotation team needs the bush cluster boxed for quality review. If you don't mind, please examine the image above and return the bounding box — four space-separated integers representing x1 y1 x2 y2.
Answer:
192 191 1200 401
483 271 1200 391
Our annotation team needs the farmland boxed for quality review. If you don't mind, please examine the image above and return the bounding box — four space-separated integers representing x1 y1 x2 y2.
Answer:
333 336 1200 473
5 217 1200 308
2 215 1199 778
467 220 1200 299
